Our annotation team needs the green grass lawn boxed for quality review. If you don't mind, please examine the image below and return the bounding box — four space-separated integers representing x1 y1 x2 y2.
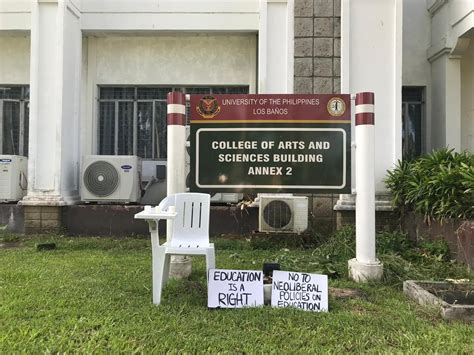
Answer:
1 231 473 353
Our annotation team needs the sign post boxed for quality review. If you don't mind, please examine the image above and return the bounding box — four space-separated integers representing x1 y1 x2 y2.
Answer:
348 92 383 282
166 92 192 278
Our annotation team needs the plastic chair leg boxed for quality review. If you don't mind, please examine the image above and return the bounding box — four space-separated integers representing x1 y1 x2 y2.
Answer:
162 253 172 287
205 248 216 279
152 247 166 305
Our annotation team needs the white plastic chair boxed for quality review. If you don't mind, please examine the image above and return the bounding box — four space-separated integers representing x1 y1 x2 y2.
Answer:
135 193 215 305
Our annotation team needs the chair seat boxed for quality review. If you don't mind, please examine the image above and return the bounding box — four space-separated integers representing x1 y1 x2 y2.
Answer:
161 242 214 256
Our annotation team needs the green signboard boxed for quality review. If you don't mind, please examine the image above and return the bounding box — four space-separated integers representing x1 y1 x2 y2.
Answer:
190 94 351 193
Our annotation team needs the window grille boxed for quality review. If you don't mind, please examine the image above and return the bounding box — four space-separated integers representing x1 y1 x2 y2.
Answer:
402 87 424 160
0 85 29 156
98 86 249 159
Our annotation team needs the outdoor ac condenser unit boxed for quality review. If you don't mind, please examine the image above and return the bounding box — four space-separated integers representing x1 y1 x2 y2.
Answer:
210 193 242 204
81 155 141 203
259 194 308 234
0 155 28 202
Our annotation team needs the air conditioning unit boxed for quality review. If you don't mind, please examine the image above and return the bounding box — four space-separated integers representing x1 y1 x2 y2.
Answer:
81 155 141 203
0 155 28 202
185 125 242 203
259 194 308 234
210 192 243 204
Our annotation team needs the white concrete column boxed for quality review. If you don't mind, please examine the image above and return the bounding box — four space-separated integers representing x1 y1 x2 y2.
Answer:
336 0 403 211
460 39 474 151
445 57 462 152
22 0 81 206
429 53 463 151
258 0 294 93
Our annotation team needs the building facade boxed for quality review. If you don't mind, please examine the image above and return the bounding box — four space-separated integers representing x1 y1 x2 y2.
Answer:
0 0 473 234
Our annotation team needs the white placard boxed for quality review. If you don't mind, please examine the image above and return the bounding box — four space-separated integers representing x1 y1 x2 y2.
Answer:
208 269 264 308
271 270 328 312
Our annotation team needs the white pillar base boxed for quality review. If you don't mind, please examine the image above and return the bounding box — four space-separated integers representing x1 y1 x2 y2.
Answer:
169 256 192 279
348 258 383 282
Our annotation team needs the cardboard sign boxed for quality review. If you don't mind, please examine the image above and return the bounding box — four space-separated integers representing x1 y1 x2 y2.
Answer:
208 269 264 308
271 270 328 312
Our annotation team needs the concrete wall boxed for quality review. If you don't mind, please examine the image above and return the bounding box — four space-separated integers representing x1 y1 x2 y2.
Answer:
449 0 474 40
93 35 256 86
461 41 474 151
430 3 449 44
427 0 473 152
0 0 31 31
402 0 431 150
0 36 30 84
80 0 259 31
63 205 258 237
402 1 431 86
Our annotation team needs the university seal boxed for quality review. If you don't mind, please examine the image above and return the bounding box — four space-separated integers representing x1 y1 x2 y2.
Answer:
196 96 221 119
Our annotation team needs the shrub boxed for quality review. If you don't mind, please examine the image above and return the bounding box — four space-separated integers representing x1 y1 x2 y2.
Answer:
385 148 474 221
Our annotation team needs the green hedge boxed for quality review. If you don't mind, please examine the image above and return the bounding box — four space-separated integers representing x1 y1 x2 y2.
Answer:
385 149 474 221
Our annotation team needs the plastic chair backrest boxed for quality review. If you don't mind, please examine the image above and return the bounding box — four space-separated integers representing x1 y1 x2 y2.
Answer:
168 193 210 247
158 194 176 211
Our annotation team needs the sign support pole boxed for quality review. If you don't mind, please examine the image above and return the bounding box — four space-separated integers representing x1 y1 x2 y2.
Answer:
166 91 191 278
348 92 383 282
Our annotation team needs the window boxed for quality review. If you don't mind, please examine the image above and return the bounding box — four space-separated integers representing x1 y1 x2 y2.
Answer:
98 86 249 159
0 86 29 157
402 87 424 160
